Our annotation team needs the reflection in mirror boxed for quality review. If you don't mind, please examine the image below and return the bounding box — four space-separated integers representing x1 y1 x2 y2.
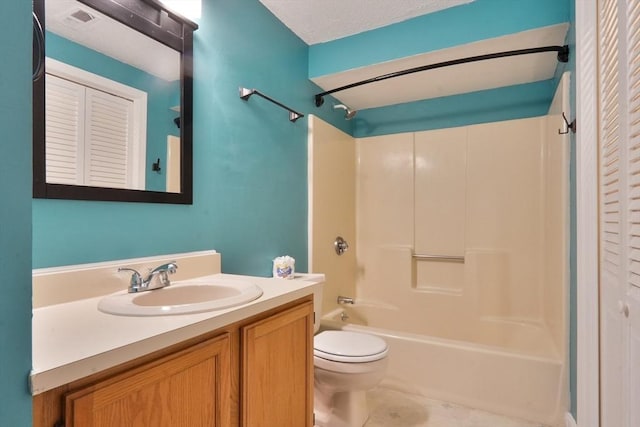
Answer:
33 0 197 203
45 0 181 193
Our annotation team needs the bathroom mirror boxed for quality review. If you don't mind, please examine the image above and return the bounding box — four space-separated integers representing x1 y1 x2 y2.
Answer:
33 0 197 203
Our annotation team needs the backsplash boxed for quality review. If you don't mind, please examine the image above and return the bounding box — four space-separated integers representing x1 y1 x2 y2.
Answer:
32 250 221 308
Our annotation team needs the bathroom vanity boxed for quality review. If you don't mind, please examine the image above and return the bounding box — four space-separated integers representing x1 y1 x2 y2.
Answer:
31 251 323 427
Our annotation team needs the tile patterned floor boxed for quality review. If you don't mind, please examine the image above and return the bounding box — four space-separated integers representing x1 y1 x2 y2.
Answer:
363 387 550 427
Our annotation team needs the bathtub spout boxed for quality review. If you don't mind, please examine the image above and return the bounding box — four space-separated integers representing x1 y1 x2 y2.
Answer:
337 296 354 305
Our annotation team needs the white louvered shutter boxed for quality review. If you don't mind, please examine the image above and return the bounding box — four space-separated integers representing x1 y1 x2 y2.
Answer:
598 0 640 426
600 0 622 287
45 74 85 185
599 0 625 425
84 88 134 189
624 3 640 427
627 0 640 290
44 74 135 188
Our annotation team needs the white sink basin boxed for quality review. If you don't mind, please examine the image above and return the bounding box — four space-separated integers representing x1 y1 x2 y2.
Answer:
98 279 263 316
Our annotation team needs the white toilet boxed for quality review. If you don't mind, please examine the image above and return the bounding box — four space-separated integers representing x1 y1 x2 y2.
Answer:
313 330 389 427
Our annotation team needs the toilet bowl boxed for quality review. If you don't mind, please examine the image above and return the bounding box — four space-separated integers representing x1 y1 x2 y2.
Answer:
313 330 388 427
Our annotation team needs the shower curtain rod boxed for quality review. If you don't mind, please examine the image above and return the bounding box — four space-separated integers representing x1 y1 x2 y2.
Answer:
239 87 304 122
314 45 570 107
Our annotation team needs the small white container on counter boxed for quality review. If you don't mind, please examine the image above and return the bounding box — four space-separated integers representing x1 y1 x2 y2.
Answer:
273 256 295 279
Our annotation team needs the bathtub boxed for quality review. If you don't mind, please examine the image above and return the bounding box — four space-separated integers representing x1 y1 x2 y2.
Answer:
321 305 566 427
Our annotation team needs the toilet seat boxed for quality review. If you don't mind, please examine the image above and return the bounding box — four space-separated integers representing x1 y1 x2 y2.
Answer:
314 331 388 363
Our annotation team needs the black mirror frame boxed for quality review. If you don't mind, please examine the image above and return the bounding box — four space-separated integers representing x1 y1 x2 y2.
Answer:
32 0 198 204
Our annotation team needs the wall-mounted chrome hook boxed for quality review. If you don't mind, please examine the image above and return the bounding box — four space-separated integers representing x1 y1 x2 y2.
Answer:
558 112 576 135
334 236 349 255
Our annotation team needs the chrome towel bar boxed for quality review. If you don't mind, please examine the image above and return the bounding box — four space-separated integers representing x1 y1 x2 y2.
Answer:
239 87 304 122
413 254 465 263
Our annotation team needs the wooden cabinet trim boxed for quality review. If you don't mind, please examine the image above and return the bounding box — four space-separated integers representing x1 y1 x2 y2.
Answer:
64 333 231 427
250 302 315 338
241 300 314 427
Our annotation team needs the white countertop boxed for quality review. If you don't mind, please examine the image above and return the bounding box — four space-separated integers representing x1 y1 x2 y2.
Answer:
31 273 324 395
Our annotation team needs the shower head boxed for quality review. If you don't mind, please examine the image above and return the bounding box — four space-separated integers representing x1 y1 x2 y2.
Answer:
333 104 357 120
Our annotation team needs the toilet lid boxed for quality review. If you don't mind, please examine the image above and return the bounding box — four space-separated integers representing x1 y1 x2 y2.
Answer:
314 331 388 363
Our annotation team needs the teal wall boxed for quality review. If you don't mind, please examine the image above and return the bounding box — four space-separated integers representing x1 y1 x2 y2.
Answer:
32 0 348 275
46 32 180 192
353 80 554 137
0 0 32 424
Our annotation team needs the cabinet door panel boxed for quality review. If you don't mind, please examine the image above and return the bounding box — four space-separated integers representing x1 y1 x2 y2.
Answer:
65 334 231 427
242 302 313 427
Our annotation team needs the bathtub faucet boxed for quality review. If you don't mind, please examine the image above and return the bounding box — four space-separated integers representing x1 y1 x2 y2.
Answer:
337 295 355 305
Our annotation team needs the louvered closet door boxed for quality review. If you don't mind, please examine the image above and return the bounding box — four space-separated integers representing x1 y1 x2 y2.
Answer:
624 1 640 426
45 74 85 185
598 0 624 425
84 88 134 189
598 0 640 426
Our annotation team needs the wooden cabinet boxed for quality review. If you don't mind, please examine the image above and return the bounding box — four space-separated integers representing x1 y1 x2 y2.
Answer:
64 334 231 427
33 297 313 427
242 301 314 427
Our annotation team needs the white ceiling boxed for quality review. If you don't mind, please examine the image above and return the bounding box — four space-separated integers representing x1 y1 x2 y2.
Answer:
46 0 180 82
259 0 473 45
312 24 570 110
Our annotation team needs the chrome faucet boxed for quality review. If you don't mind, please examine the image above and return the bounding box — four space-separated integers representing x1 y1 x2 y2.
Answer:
118 262 178 293
337 295 354 305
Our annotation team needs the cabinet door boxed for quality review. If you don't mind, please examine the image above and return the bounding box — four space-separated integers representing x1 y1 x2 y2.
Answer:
242 301 314 427
64 334 231 427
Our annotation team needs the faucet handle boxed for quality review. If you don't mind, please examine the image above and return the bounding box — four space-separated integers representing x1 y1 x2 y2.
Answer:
150 261 178 275
146 261 178 288
118 267 143 291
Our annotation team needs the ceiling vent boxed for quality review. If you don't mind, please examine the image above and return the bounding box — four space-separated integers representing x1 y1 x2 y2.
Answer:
70 9 95 23
61 8 98 28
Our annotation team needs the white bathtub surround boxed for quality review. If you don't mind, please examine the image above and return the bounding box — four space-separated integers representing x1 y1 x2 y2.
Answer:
309 80 570 426
364 387 551 427
31 251 324 394
354 116 567 337
307 115 357 314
